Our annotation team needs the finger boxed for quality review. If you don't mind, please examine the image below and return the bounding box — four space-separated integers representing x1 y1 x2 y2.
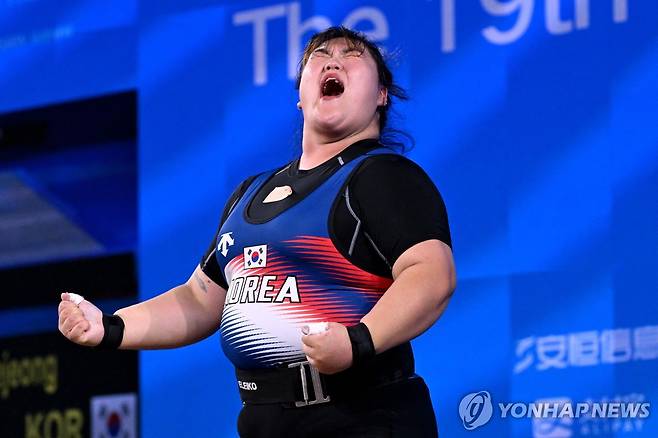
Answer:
306 355 318 368
301 333 322 348
62 311 84 334
59 306 80 327
302 343 313 357
326 322 342 331
61 317 79 335
67 320 83 337
67 293 84 305
58 308 69 328
77 329 93 345
58 306 68 326
59 304 76 324
68 320 88 341
64 306 83 322
60 312 74 332
304 322 329 335
58 300 75 315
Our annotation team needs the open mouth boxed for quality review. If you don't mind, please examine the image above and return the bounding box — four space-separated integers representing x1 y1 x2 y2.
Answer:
321 77 344 98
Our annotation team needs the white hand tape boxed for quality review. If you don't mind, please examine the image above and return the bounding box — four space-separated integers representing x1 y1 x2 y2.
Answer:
68 293 84 306
306 322 329 335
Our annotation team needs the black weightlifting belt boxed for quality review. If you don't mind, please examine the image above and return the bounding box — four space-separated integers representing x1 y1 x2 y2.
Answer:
235 342 415 407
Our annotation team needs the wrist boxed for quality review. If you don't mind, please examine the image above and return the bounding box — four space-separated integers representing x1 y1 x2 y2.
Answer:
347 322 375 365
95 313 125 350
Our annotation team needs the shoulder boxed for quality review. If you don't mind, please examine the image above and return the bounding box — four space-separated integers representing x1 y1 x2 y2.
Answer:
349 153 441 195
220 173 260 223
338 151 452 263
225 174 257 206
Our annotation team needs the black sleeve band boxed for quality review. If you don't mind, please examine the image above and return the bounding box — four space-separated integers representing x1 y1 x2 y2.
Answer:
96 314 125 350
347 322 376 365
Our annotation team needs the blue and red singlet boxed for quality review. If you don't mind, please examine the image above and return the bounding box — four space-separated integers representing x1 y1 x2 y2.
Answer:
215 149 393 369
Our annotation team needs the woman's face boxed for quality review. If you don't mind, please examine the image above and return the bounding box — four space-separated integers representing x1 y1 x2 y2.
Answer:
298 38 386 139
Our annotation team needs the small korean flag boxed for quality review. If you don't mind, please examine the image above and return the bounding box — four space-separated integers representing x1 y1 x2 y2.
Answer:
90 393 137 438
244 244 267 269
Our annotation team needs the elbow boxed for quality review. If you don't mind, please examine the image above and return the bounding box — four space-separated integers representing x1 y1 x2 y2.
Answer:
447 271 457 297
445 261 457 297
432 271 456 315
431 254 457 305
440 263 457 297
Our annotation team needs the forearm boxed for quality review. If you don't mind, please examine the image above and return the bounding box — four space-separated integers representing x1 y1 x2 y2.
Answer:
361 261 455 354
115 282 221 350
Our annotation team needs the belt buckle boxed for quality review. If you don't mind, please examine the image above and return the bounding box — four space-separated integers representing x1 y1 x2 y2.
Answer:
287 360 331 407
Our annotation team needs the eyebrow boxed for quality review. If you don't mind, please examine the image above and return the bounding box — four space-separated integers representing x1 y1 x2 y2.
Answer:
312 45 363 55
342 46 362 53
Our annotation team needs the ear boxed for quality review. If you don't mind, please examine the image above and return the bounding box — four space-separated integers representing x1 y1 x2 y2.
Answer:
378 87 388 107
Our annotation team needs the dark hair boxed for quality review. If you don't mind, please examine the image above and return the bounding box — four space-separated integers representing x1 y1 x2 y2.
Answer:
295 26 413 152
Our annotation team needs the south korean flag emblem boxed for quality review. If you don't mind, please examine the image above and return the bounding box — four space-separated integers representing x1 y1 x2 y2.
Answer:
244 245 267 269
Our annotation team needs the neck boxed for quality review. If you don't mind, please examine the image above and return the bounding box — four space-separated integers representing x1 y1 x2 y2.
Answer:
300 121 380 170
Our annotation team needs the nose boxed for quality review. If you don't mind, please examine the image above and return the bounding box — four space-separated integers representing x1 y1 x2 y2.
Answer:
323 60 342 71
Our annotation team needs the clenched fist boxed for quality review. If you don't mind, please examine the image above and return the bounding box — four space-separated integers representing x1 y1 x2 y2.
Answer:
58 292 104 347
301 322 353 375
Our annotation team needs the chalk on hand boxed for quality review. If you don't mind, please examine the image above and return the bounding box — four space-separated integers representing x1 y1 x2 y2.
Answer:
68 293 84 306
304 322 329 335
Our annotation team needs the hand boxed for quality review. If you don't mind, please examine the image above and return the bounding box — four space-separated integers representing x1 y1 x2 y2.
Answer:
58 292 104 347
301 322 352 375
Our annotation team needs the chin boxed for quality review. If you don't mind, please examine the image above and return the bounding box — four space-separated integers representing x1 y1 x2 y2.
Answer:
313 110 347 132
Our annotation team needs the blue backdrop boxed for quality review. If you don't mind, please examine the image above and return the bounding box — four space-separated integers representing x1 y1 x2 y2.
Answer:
2 0 657 437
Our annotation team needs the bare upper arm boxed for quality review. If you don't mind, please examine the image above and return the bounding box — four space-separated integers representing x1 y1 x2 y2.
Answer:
392 239 456 292
186 264 227 315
